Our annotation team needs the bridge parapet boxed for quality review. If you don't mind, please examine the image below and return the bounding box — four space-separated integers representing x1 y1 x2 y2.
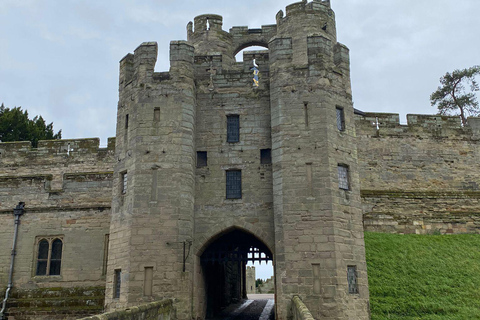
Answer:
291 296 315 320
78 299 175 320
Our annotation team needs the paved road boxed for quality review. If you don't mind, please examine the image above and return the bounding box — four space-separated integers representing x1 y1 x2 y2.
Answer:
210 296 275 320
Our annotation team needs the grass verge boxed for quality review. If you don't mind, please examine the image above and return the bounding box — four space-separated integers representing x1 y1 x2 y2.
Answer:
365 232 480 319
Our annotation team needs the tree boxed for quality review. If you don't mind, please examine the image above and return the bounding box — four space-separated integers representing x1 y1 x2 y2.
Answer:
0 103 62 147
255 278 264 288
430 65 480 126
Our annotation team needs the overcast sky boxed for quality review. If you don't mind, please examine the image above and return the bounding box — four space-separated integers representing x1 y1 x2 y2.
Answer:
1 1 479 145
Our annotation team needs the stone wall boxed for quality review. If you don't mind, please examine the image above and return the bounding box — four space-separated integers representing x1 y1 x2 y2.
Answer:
257 276 275 294
0 138 114 318
78 299 174 320
356 113 480 234
5 287 104 320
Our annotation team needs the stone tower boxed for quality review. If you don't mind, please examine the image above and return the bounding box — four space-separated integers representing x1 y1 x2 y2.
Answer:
105 41 196 317
269 1 369 318
105 1 370 319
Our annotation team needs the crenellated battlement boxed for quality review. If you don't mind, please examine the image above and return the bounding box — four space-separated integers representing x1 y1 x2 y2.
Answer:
275 0 336 43
0 137 116 162
119 41 194 92
285 0 331 16
355 112 480 138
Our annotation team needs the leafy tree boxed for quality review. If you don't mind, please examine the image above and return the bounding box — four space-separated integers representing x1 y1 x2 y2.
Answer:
0 103 62 147
430 65 480 126
255 278 264 288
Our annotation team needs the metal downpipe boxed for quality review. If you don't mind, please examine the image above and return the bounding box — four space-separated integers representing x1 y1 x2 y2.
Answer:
0 202 25 320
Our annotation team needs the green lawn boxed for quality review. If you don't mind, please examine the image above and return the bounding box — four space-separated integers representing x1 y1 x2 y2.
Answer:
365 232 480 319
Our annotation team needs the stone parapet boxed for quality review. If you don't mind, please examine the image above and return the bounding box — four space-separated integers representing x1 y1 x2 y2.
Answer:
78 299 174 320
291 296 315 320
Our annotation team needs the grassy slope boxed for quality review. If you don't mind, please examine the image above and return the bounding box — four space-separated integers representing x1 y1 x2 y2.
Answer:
365 232 480 319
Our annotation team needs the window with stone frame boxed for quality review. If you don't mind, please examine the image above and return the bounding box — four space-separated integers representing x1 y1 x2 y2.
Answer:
226 115 240 143
337 164 349 190
336 106 345 131
347 265 359 294
121 171 128 194
35 236 63 276
226 170 242 199
114 269 122 299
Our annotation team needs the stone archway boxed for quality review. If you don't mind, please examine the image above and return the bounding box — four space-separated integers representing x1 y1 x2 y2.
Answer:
195 228 274 319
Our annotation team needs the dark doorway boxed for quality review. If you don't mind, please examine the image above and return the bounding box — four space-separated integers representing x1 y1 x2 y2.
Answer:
201 229 273 318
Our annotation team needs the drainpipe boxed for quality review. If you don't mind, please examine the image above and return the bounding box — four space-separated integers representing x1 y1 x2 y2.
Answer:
0 202 25 320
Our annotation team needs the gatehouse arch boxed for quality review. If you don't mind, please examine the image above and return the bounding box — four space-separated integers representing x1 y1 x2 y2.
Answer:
193 227 275 319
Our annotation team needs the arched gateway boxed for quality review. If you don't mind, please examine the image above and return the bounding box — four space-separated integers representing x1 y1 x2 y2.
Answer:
105 1 370 319
197 228 273 318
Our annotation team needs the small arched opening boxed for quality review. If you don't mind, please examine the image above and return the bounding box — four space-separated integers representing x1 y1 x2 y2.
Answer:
234 42 269 62
199 228 273 319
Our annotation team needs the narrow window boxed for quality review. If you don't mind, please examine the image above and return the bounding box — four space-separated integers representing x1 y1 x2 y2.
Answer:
197 151 208 167
260 149 271 164
336 107 345 131
35 237 63 276
36 240 49 276
312 263 321 294
337 165 349 190
304 102 309 127
114 269 122 299
102 234 109 276
226 170 242 199
227 115 240 143
121 172 128 194
49 239 63 275
125 114 129 129
347 266 358 294
154 108 160 121
144 267 153 296
306 163 313 197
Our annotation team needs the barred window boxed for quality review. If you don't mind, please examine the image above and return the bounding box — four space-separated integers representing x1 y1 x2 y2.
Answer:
336 107 345 131
197 151 207 167
35 237 63 276
227 115 240 143
338 165 349 190
226 170 242 199
347 266 358 294
114 269 122 299
121 172 128 194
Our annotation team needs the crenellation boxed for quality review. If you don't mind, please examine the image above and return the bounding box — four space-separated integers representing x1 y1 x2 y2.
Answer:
193 14 223 33
0 138 114 164
133 42 158 84
119 53 134 89
356 112 480 138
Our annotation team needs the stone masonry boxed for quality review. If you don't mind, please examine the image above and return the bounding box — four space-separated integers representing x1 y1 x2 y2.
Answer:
1 1 479 320
104 1 370 319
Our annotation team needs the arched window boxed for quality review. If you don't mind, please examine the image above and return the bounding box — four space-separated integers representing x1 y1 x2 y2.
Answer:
35 237 63 276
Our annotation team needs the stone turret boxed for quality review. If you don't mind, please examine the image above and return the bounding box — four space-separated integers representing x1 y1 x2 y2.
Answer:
105 40 196 319
188 14 235 67
269 0 370 318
